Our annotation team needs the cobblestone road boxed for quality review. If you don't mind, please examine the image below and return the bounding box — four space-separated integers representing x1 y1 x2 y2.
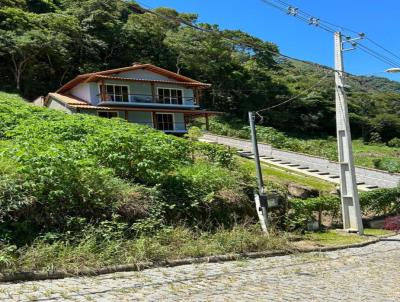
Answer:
1 235 400 301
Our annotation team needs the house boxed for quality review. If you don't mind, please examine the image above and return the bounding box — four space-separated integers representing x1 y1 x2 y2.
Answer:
43 63 219 133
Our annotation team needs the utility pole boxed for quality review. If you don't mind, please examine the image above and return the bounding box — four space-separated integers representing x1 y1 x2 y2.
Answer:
248 112 268 233
334 32 364 234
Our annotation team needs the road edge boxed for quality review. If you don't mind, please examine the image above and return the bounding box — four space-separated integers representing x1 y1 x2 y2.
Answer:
1 233 397 283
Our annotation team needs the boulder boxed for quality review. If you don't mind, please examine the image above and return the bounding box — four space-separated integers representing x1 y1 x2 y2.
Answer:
287 183 319 199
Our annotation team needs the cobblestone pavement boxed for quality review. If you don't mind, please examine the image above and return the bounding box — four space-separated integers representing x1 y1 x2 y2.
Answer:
1 235 400 301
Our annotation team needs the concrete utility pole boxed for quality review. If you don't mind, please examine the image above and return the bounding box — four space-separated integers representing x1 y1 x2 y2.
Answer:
334 32 364 234
248 112 269 233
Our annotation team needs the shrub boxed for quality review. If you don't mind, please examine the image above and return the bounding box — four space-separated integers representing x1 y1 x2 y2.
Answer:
360 187 400 216
285 196 340 231
194 142 235 168
388 137 400 148
373 158 400 173
383 215 400 231
157 162 255 227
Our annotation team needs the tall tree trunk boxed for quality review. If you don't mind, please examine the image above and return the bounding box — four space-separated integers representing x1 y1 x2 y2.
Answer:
10 54 25 91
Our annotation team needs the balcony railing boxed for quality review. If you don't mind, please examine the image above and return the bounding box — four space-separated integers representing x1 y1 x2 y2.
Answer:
98 93 197 106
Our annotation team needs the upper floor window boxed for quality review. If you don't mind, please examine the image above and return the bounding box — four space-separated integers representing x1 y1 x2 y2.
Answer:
100 84 129 102
158 88 183 105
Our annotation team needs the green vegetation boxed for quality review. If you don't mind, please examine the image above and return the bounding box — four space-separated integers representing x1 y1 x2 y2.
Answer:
1 1 399 274
287 188 400 231
204 117 400 173
301 231 366 246
1 1 400 143
363 228 394 236
300 228 394 247
238 157 335 192
300 231 367 247
0 92 256 245
0 225 290 274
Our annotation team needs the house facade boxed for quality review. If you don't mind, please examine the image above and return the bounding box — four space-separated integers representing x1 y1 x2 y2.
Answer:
44 64 218 133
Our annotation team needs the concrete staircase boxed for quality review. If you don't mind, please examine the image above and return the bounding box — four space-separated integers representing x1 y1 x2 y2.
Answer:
236 150 378 192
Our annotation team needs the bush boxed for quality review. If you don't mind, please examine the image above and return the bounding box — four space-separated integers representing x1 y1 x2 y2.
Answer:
286 196 340 231
285 188 400 231
360 187 400 216
384 215 400 231
157 162 255 227
388 137 400 147
373 158 400 173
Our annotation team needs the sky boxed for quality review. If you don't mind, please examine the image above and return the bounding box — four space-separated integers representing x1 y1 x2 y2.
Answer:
140 0 400 82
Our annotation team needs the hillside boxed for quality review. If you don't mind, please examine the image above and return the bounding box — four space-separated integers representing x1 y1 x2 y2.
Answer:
0 0 399 142
0 92 257 246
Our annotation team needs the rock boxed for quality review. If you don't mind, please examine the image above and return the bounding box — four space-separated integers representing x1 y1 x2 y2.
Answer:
287 183 319 199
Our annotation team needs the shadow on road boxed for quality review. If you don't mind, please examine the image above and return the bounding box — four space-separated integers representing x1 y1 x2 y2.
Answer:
380 238 400 242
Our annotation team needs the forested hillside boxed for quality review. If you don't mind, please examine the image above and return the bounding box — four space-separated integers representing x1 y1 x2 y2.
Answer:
0 0 399 142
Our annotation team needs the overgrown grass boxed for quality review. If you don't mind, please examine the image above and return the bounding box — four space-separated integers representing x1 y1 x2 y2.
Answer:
1 226 393 274
0 225 289 274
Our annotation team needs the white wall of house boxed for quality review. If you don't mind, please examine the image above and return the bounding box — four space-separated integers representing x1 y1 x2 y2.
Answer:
47 98 74 113
70 83 90 102
69 83 99 105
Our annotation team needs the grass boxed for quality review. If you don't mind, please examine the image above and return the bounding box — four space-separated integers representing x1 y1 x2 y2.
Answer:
363 228 394 236
0 225 289 274
300 228 395 247
352 140 400 170
237 156 336 192
0 226 393 275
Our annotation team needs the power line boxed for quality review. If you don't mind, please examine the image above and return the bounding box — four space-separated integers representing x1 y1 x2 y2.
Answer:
259 0 400 68
357 43 400 68
135 0 343 78
256 72 331 115
365 38 400 63
260 0 336 33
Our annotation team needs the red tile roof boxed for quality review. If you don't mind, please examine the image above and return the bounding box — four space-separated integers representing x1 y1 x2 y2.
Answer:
57 64 211 93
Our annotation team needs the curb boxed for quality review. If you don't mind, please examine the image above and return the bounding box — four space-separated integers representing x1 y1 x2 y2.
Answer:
0 234 397 283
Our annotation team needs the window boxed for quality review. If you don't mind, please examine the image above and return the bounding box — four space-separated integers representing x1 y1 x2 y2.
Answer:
155 113 174 131
99 84 129 102
98 111 118 119
157 88 183 105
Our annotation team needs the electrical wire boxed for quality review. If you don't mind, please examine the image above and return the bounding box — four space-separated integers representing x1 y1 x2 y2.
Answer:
132 0 399 115
135 0 341 78
365 38 400 63
256 72 331 115
259 0 400 68
357 43 400 68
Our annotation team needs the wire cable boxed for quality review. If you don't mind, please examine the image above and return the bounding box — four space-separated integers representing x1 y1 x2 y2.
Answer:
256 72 331 115
135 0 343 78
365 38 400 62
259 0 400 68
357 43 400 68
